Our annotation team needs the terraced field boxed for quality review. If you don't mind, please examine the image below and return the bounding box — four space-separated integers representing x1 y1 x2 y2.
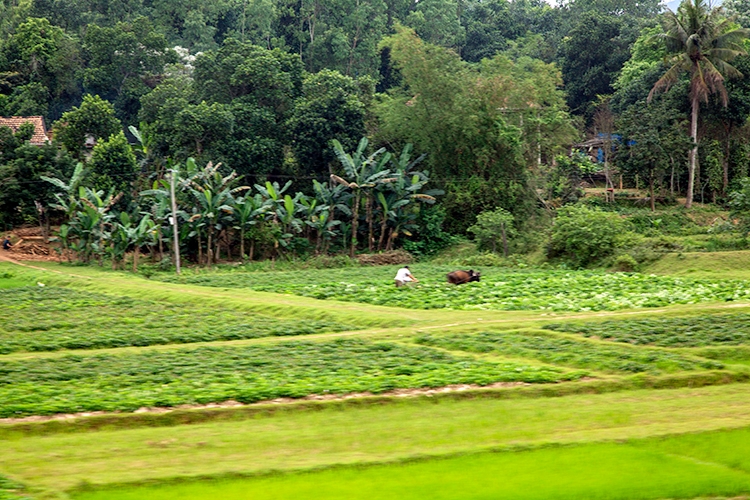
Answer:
3 260 750 499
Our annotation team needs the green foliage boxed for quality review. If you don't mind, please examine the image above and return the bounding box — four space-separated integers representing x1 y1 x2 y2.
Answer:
0 286 357 354
52 94 122 157
544 153 598 204
287 69 368 176
81 17 174 123
88 131 137 197
729 177 750 236
416 330 722 374
157 266 750 312
559 11 629 119
376 27 575 231
544 312 750 348
0 475 29 500
0 338 569 417
613 253 638 272
467 207 516 255
401 205 456 257
547 205 627 267
0 128 75 226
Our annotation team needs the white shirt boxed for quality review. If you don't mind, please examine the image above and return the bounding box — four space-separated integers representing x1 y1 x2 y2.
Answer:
394 268 413 281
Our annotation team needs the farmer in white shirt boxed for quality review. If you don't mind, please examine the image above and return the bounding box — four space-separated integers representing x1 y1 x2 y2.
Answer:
394 266 418 287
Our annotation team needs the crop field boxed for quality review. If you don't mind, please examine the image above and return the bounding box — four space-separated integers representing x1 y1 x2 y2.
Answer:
4 260 750 499
0 286 357 354
544 313 750 347
159 265 750 311
415 330 723 374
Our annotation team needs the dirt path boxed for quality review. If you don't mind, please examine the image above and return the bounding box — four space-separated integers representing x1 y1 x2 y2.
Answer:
0 251 91 279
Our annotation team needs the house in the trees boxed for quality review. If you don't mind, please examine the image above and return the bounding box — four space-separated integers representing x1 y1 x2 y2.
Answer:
0 116 50 145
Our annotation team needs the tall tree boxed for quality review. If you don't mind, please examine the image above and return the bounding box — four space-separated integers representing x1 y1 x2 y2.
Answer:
648 0 749 208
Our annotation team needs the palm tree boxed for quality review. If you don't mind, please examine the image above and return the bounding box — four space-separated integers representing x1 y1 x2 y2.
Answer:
648 0 749 208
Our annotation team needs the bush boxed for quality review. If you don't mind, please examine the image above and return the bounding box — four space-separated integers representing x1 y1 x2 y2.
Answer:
547 205 627 267
614 254 638 272
401 205 457 257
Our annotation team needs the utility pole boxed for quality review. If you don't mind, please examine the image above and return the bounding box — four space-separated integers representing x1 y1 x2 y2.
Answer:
169 168 181 275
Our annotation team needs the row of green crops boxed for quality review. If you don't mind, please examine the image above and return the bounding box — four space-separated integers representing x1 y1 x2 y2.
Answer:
0 287 358 354
544 313 750 348
159 267 750 311
0 339 578 417
414 331 723 374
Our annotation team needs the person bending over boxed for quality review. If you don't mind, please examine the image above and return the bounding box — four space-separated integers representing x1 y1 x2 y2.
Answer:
394 266 418 287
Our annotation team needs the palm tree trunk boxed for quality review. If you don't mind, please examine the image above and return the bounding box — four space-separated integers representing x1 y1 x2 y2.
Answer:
378 215 388 251
686 96 699 209
350 191 360 258
240 228 245 259
366 193 374 252
133 246 139 273
198 232 203 265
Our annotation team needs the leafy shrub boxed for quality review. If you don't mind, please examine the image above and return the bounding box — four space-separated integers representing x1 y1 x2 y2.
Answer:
614 254 638 272
467 207 517 255
401 205 457 257
547 205 628 267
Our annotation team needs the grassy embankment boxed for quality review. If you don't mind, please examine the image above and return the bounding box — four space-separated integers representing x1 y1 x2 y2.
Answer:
4 256 750 498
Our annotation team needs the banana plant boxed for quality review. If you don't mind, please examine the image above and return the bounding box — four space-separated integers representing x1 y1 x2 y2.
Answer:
230 192 268 260
306 209 341 254
331 137 392 257
186 160 249 266
41 162 87 219
128 213 158 272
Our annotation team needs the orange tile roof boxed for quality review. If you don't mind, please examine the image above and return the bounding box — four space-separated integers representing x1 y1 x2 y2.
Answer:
0 116 49 145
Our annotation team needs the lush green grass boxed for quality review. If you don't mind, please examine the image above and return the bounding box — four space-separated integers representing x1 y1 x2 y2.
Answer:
157 266 750 311
71 431 750 500
7 384 750 491
0 338 577 417
544 313 750 348
0 286 358 354
0 475 30 500
644 250 750 280
416 330 723 374
0 269 35 290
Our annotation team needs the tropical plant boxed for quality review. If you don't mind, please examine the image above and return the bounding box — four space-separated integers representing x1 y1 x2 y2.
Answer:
331 137 392 256
648 0 750 208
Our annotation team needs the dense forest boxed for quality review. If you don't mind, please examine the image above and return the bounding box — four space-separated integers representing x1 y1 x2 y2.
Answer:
3 0 750 266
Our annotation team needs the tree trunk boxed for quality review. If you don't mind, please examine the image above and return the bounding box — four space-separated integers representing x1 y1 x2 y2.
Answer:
686 96 699 209
240 228 245 259
133 246 139 273
650 169 656 212
198 233 203 265
501 224 508 257
249 239 255 261
207 229 213 267
350 191 360 258
378 215 388 251
724 134 731 195
366 193 374 252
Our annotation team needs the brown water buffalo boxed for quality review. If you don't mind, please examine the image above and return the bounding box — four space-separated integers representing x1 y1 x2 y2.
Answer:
447 269 480 285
